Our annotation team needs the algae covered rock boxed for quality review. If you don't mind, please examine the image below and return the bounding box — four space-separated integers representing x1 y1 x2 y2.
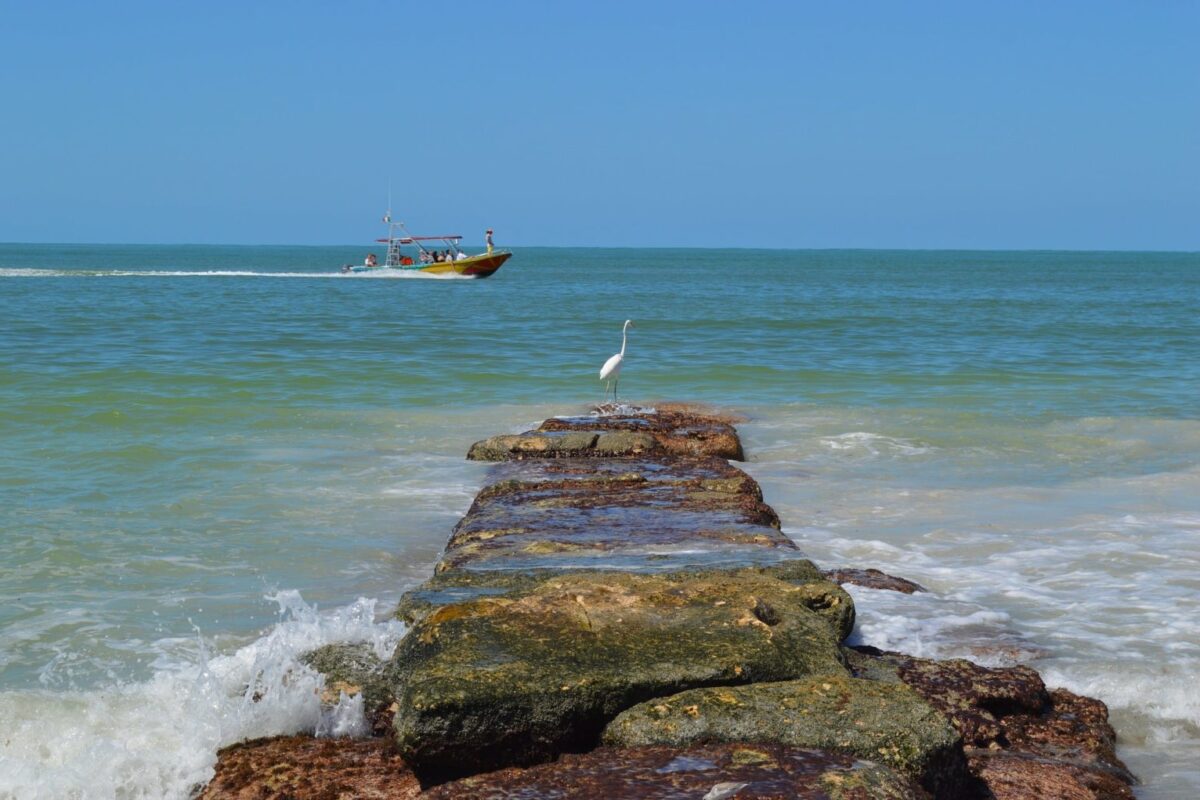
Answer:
603 675 966 798
302 642 395 735
387 570 851 783
302 643 388 705
395 559 843 629
538 403 746 460
467 430 661 461
434 455 801 576
422 743 927 799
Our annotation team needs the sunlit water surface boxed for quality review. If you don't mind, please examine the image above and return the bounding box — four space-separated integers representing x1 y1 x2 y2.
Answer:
1 244 1197 797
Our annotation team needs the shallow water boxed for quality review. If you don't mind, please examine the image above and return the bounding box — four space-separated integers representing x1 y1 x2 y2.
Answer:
1 244 1197 797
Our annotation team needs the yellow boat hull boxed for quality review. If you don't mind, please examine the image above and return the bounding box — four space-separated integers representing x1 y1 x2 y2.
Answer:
417 251 511 278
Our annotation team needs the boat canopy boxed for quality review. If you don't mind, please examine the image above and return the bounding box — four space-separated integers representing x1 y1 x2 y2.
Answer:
375 235 462 243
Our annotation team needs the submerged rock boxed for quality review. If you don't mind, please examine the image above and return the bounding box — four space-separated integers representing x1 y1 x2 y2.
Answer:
603 675 966 799
387 569 852 784
825 567 928 594
197 735 419 800
422 743 928 799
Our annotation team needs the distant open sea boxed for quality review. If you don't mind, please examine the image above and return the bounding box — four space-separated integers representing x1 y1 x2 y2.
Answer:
1 243 1198 798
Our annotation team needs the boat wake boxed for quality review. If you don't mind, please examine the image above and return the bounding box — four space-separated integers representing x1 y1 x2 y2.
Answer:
0 268 477 279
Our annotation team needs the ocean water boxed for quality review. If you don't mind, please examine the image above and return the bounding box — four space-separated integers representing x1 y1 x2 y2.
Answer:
1 243 1198 798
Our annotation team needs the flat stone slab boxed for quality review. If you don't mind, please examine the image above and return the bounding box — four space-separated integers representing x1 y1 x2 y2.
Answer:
467 405 745 462
396 560 838 628
197 735 419 800
435 455 799 576
603 675 966 799
423 744 927 799
537 403 745 460
387 569 852 783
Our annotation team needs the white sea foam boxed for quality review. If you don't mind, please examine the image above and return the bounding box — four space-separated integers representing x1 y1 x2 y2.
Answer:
818 431 935 457
0 592 405 800
741 408 1200 796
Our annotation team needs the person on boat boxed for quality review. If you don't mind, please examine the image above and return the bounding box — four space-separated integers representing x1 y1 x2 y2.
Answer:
364 253 377 268
456 249 468 261
486 229 494 256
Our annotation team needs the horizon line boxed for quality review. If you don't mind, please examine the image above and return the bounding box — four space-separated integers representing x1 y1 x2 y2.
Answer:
2 241 1198 255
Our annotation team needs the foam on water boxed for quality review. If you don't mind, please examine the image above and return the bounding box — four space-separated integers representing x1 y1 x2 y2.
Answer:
740 407 1200 798
0 592 405 800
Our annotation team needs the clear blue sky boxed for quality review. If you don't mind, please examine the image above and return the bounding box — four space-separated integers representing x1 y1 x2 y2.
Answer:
1 1 1196 249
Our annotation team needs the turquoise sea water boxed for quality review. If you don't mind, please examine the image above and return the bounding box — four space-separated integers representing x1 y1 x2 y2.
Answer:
1 244 1198 797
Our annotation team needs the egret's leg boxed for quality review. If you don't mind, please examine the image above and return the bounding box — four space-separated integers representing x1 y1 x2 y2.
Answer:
613 376 619 402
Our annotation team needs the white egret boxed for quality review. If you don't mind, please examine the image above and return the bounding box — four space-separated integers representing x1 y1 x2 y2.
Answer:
599 320 634 402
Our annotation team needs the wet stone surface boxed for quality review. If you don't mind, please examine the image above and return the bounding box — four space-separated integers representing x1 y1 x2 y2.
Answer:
537 403 746 461
603 675 966 799
423 743 928 799
825 568 928 594
387 569 852 784
301 643 395 736
435 455 798 576
196 735 419 800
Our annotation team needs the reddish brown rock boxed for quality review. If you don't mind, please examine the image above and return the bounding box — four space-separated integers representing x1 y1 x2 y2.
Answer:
197 735 419 800
423 743 929 799
966 750 1135 800
538 403 746 460
825 567 927 594
844 647 1134 798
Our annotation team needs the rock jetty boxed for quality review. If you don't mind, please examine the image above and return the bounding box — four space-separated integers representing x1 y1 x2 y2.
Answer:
200 403 1135 800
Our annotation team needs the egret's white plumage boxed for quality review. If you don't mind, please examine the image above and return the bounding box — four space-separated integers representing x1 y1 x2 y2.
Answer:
600 320 633 401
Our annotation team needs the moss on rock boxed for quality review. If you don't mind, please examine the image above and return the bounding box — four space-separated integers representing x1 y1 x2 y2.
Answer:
602 675 966 798
387 570 850 783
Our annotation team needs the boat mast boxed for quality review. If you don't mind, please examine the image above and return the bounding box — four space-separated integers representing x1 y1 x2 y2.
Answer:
383 181 404 267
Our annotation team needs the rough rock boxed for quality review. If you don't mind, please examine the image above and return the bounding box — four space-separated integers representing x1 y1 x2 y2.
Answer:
826 567 927 594
603 675 966 799
301 643 395 736
537 403 746 460
423 743 928 799
433 455 799 576
966 750 1135 800
396 559 836 628
467 430 663 461
196 735 419 800
388 569 852 783
844 647 1134 797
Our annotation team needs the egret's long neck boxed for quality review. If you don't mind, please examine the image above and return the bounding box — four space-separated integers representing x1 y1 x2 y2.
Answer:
620 325 628 356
